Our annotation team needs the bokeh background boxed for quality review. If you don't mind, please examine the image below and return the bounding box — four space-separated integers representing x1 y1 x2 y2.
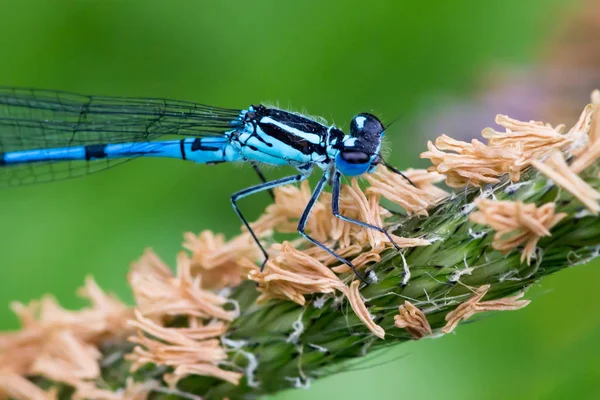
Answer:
1 0 600 399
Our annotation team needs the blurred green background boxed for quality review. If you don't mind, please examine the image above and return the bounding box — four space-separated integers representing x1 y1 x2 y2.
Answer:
1 0 599 399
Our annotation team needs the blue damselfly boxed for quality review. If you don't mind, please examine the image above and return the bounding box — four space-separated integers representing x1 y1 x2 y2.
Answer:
0 88 413 282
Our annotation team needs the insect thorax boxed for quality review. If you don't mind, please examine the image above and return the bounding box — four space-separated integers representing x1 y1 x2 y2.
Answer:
228 105 345 170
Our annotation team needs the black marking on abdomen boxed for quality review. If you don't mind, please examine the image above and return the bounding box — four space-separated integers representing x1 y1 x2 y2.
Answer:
191 138 220 152
179 139 187 160
0 152 5 166
84 144 107 160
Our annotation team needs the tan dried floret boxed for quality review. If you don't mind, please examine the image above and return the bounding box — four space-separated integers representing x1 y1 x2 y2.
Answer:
394 301 432 339
0 373 58 400
301 242 363 267
366 166 448 216
165 364 243 390
470 199 566 263
183 230 261 289
482 115 573 164
0 278 134 399
592 89 600 106
0 277 130 376
129 250 236 322
346 280 385 339
339 179 390 247
442 285 530 334
71 379 153 400
570 94 600 172
127 251 241 388
401 168 450 203
332 243 388 273
247 242 346 305
294 239 421 274
127 310 241 386
330 237 429 273
247 243 387 338
421 135 520 187
421 103 596 188
570 134 600 174
31 330 101 386
531 150 600 214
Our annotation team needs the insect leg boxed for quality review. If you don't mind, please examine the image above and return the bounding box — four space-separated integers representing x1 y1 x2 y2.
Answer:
250 162 275 200
332 170 401 251
231 173 308 270
297 172 368 283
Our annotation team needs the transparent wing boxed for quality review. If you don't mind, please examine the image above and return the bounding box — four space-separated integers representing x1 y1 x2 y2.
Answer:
1 158 134 187
0 87 242 187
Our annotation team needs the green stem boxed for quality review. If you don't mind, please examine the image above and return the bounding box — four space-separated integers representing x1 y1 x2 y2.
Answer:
98 164 600 399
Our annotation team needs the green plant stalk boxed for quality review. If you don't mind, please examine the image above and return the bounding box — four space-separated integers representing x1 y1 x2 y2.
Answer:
85 163 600 399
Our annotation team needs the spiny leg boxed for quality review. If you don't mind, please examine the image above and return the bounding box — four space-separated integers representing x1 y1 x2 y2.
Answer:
297 173 368 284
231 173 308 270
332 170 401 251
250 162 275 200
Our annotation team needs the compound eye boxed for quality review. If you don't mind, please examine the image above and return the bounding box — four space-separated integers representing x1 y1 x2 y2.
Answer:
350 113 384 138
340 150 370 164
336 150 372 176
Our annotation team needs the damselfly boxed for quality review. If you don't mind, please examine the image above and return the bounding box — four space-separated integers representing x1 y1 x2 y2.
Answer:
0 88 413 282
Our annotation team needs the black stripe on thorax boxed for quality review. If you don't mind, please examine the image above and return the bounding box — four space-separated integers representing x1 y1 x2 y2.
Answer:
248 105 330 156
84 144 107 160
257 121 324 156
0 152 5 166
261 108 329 134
